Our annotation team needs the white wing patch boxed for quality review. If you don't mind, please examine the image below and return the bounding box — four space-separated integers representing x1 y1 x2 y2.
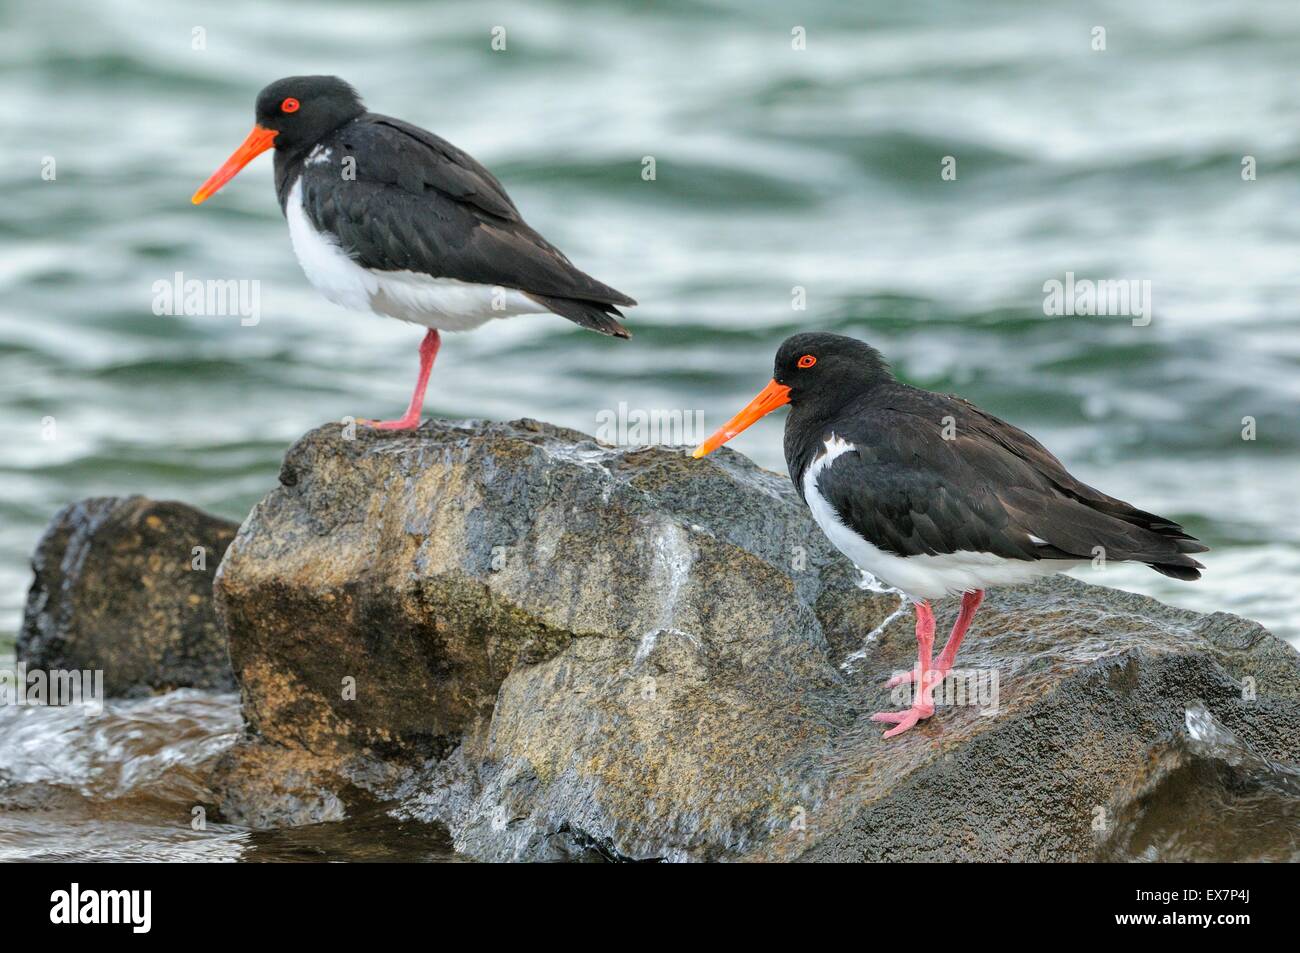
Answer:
305 145 333 167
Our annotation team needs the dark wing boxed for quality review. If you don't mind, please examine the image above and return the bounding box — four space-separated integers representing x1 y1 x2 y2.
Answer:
360 116 522 222
298 114 635 334
814 393 1205 578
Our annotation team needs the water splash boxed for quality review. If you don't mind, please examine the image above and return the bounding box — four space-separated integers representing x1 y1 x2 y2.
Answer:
0 688 240 800
632 522 698 668
1096 701 1300 861
0 688 457 861
840 583 910 674
1184 701 1300 790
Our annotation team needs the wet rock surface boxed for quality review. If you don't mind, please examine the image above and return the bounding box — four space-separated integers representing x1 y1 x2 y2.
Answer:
209 419 1300 861
19 496 238 695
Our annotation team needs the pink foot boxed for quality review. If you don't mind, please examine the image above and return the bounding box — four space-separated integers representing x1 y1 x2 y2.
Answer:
870 703 935 738
358 413 422 431
874 601 938 738
885 666 950 690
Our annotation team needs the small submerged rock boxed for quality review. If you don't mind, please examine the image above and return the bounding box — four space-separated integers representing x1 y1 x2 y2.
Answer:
206 419 1300 861
18 496 239 695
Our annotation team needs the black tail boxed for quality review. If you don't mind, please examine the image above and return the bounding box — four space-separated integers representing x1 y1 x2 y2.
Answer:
1150 560 1203 581
1143 532 1208 580
527 293 632 339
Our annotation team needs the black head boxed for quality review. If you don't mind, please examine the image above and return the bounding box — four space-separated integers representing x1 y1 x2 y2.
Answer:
773 332 890 407
693 332 892 459
253 75 366 152
192 75 365 205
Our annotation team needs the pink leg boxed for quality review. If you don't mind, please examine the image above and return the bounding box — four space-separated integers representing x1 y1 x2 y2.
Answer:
361 329 441 431
886 589 984 689
871 601 936 738
935 588 983 672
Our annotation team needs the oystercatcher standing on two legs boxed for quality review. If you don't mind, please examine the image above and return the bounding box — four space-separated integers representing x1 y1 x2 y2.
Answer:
192 76 635 429
693 332 1207 738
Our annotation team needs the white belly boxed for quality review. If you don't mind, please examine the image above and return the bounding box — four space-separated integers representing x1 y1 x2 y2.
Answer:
802 435 1079 601
284 178 547 331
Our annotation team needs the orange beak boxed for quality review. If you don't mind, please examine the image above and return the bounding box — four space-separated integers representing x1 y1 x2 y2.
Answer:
692 379 791 458
191 125 278 205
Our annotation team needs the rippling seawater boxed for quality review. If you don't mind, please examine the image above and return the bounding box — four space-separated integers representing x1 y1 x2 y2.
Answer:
0 0 1297 859
0 673 461 861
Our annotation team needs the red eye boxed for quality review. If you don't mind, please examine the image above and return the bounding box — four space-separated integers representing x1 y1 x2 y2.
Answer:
281 97 300 113
797 354 817 368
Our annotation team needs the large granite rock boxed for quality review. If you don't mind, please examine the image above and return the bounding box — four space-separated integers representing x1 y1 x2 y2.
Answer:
209 419 1300 861
19 496 238 695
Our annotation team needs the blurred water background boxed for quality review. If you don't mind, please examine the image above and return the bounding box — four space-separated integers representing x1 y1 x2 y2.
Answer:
1 2 1297 646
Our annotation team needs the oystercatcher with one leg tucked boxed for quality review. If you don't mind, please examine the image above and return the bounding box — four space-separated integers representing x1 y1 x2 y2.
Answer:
192 76 635 429
693 332 1207 738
